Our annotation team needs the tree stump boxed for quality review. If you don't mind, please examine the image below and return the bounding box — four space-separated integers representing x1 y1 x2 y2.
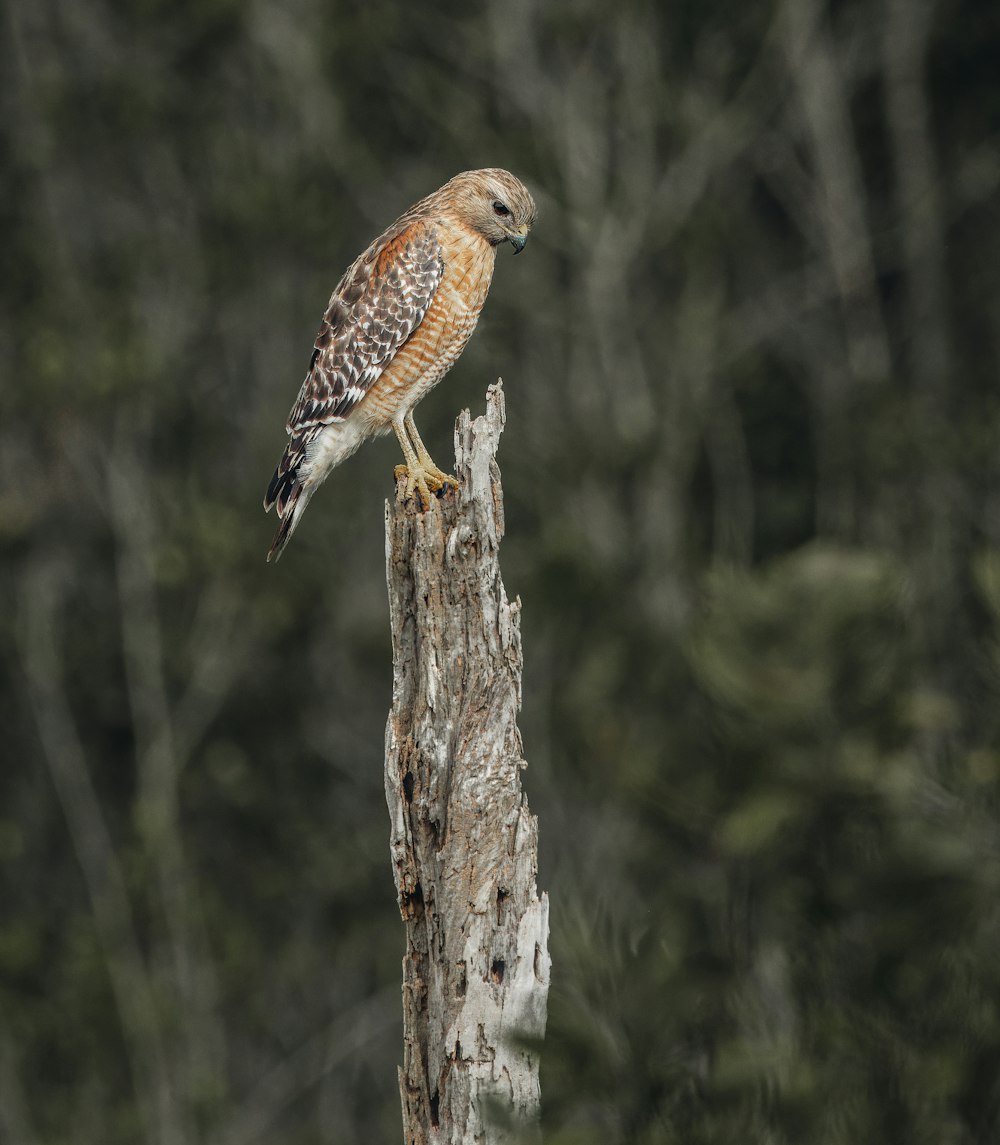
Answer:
384 381 550 1145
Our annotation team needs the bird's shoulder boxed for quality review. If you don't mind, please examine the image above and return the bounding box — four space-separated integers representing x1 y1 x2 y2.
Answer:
326 214 439 324
284 216 446 434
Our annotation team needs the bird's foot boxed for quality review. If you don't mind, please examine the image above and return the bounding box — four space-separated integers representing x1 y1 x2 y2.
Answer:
394 463 459 509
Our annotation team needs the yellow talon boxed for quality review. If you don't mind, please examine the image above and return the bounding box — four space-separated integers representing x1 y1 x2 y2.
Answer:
392 414 458 509
394 463 459 510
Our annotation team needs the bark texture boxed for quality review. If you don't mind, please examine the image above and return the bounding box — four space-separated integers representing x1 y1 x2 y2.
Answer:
384 381 550 1145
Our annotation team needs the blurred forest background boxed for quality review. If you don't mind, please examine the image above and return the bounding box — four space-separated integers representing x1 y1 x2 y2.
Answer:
3 0 1000 1141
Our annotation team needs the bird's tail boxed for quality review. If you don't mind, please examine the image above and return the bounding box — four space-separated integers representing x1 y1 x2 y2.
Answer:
264 457 314 562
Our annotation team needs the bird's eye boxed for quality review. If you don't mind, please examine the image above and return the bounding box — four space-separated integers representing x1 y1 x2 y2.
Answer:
492 200 510 217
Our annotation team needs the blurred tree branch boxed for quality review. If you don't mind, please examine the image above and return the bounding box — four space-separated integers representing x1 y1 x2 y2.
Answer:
217 988 399 1145
106 430 226 1126
18 558 181 1145
0 1031 39 1145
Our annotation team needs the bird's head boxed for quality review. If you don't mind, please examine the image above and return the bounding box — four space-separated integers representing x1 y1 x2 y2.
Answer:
450 168 537 254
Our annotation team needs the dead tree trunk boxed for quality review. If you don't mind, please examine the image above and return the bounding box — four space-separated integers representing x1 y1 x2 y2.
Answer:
384 381 550 1145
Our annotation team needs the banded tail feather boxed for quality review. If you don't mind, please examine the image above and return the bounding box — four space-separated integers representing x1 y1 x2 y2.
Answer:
263 418 367 561
264 442 313 563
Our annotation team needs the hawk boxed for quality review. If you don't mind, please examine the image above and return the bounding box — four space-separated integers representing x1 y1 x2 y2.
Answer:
264 168 537 561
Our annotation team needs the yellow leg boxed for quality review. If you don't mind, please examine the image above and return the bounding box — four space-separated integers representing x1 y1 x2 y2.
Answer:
391 415 458 510
404 412 457 489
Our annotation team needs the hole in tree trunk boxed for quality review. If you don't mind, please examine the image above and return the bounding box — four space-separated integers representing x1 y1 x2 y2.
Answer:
491 958 505 984
402 882 424 919
430 1090 440 1129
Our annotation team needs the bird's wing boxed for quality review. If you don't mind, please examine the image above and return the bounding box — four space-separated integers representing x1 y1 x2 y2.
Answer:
265 219 444 512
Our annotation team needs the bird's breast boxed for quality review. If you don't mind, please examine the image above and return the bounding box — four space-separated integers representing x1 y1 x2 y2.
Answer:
358 232 496 428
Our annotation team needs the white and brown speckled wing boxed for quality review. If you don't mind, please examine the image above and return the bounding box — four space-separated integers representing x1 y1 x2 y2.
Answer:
264 220 444 558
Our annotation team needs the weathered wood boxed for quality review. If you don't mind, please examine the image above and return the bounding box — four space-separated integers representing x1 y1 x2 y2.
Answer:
384 381 550 1145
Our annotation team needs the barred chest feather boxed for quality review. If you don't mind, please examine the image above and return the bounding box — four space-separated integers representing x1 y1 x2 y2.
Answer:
357 228 497 433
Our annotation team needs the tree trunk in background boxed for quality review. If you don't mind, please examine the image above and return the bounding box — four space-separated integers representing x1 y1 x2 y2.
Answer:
384 382 550 1145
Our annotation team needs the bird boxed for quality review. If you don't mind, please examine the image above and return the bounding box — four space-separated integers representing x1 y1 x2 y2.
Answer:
263 167 536 561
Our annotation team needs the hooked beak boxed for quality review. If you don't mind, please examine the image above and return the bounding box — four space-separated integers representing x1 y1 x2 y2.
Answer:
509 225 529 254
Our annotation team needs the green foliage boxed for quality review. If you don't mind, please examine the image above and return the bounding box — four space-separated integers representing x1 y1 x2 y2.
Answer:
3 0 1000 1141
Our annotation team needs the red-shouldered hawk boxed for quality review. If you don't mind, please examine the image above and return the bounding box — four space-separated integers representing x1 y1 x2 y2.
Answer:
263 168 537 561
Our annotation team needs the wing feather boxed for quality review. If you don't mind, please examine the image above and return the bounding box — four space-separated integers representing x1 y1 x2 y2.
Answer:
264 220 444 515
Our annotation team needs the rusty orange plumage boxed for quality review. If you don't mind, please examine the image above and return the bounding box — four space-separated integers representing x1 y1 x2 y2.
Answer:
263 168 536 561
